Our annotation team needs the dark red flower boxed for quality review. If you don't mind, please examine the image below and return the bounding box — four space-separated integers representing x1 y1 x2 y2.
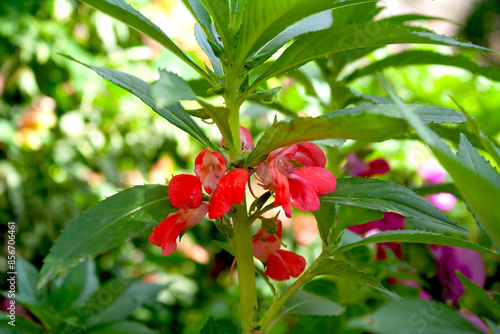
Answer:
208 169 248 219
256 143 336 217
344 152 390 178
252 220 306 281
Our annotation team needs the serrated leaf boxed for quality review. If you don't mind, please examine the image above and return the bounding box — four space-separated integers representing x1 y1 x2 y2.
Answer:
286 290 345 316
212 240 235 256
182 0 216 41
78 0 212 84
235 0 378 67
62 55 213 149
336 206 384 235
312 202 336 247
38 184 173 288
347 50 500 82
384 77 500 248
249 10 334 68
245 104 465 166
334 230 497 255
250 22 492 90
151 70 199 106
0 315 44 334
319 178 464 231
347 299 483 333
457 272 500 319
200 0 230 47
199 317 228 334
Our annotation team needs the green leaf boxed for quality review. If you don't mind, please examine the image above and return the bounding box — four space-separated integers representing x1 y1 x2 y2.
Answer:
212 240 235 256
347 299 483 333
384 77 500 248
181 0 215 41
451 97 500 168
85 282 163 326
457 272 500 319
200 0 230 48
15 256 41 305
251 22 492 90
312 202 337 247
320 178 464 231
236 0 377 67
194 23 224 76
78 0 212 84
199 317 227 334
285 290 345 316
311 259 394 296
85 321 158 334
62 55 213 149
347 50 500 82
334 230 497 255
0 314 45 334
151 69 199 106
245 104 465 166
38 184 173 288
485 319 500 334
248 10 334 68
336 206 384 235
48 260 99 313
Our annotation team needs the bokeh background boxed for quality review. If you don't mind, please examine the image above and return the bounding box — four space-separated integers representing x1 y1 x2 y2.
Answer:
1 0 500 333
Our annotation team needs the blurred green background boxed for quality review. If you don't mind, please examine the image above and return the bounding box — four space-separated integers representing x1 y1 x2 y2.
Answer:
1 0 499 333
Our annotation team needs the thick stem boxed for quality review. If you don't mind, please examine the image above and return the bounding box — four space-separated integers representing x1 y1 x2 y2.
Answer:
231 203 258 333
258 252 327 333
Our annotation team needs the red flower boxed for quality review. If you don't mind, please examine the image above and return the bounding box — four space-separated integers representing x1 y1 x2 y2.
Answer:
256 143 336 217
149 204 208 256
208 169 248 219
252 220 306 281
194 149 227 195
149 174 207 256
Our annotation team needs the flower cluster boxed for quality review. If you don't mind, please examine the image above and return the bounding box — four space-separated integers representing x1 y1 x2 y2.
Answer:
150 127 337 281
149 149 248 256
252 220 306 281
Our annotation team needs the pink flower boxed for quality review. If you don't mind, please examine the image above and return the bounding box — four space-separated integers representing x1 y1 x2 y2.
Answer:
425 193 457 211
417 158 447 185
256 143 336 217
348 212 405 260
343 152 390 178
195 149 227 195
252 220 306 281
429 245 486 304
458 311 489 334
221 126 254 151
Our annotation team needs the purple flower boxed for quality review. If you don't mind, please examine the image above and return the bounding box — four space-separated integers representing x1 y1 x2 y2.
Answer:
458 311 489 334
429 245 486 304
425 193 457 211
344 152 390 178
417 158 447 185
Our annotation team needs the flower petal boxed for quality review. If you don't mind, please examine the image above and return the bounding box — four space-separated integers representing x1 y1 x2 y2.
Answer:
168 174 202 209
291 167 336 195
294 142 327 167
265 249 306 281
217 169 248 204
274 171 292 217
149 212 187 256
252 221 282 261
288 167 336 212
208 189 233 219
194 149 227 195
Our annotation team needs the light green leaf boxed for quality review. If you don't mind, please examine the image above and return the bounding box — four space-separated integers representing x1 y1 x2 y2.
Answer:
194 23 224 76
39 184 173 288
78 0 212 84
334 230 497 255
285 290 345 316
245 104 465 166
236 0 378 67
199 317 228 334
347 299 483 333
385 77 500 248
251 22 492 90
347 50 500 82
320 178 464 231
200 0 230 48
151 69 198 106
181 0 215 41
62 55 212 149
15 257 41 305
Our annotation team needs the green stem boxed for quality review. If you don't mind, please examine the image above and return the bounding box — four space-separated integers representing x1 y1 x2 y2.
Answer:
259 252 327 333
231 203 258 333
